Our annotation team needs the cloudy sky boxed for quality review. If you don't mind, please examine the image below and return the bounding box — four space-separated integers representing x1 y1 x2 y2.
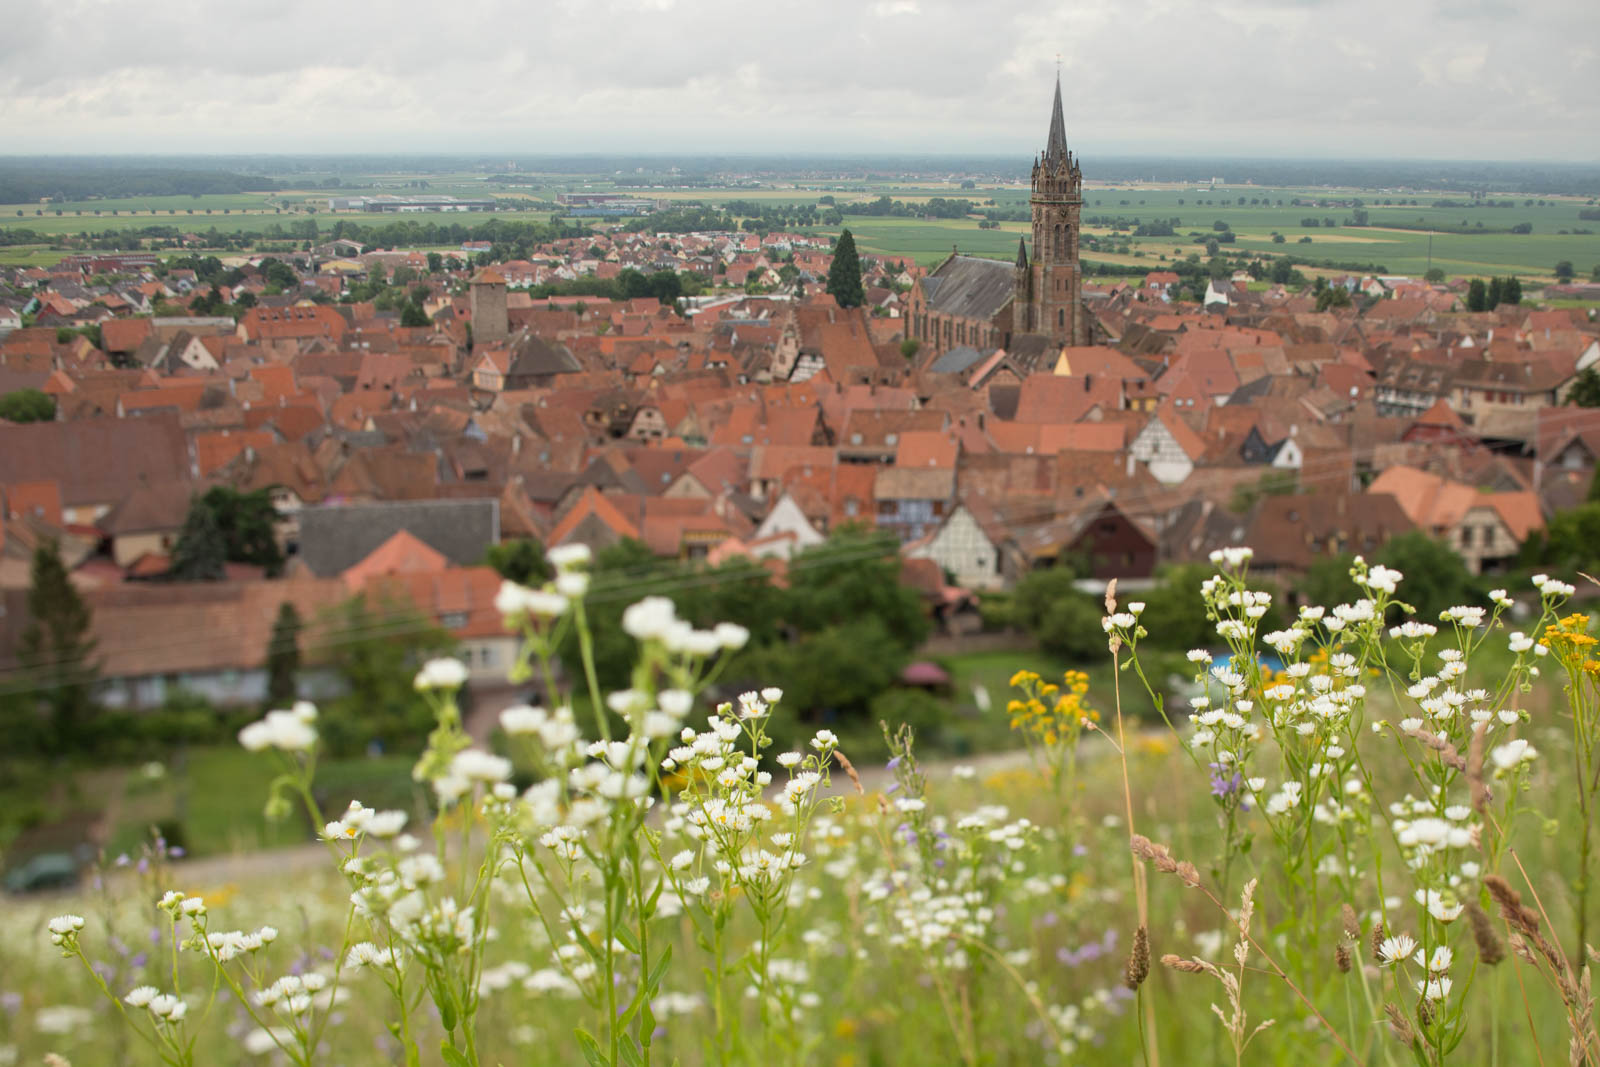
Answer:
2 0 1595 161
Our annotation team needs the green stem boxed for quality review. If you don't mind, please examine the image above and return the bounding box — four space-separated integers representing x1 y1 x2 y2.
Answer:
575 598 610 741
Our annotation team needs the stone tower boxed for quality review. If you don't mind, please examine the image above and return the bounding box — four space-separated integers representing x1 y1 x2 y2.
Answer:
468 266 509 347
1011 235 1031 338
1020 76 1087 346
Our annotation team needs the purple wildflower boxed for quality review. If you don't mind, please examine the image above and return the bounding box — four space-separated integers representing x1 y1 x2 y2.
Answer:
1208 762 1241 799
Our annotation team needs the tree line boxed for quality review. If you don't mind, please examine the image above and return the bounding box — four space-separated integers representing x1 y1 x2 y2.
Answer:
0 165 282 204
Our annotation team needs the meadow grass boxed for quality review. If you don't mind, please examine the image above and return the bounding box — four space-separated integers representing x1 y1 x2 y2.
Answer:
10 558 1597 1066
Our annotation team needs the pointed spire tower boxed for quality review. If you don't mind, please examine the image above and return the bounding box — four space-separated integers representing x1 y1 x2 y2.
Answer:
1022 73 1086 345
1044 73 1070 167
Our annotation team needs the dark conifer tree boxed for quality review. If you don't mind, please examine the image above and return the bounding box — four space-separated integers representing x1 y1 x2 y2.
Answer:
20 539 98 752
826 229 865 308
169 496 227 581
265 602 302 707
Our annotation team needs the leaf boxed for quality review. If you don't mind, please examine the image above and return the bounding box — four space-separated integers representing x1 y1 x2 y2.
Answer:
614 923 641 956
575 1029 607 1067
645 943 673 995
618 1037 644 1067
645 876 665 917
640 999 657 1044
440 1044 472 1067
430 976 457 1034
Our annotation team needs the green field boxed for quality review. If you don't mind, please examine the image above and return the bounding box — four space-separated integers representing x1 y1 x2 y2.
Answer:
0 201 556 239
4 170 1597 282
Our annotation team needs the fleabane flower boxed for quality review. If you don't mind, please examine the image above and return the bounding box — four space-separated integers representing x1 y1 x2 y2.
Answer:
1377 933 1418 965
547 543 592 571
713 622 750 651
622 596 678 641
1491 739 1538 771
414 657 468 692
554 571 589 598
450 749 512 784
495 580 570 622
124 986 160 1007
239 707 318 753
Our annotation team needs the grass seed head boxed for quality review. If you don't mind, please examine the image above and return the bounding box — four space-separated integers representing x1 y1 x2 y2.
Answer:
1124 925 1150 990
1384 1004 1416 1045
1467 899 1506 966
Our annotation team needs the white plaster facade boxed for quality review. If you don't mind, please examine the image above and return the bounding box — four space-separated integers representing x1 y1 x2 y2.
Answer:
1128 417 1194 485
908 505 1003 590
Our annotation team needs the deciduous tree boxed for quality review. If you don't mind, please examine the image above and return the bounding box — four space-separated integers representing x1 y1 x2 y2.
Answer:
484 538 552 586
1374 531 1474 621
0 388 56 423
1568 367 1600 408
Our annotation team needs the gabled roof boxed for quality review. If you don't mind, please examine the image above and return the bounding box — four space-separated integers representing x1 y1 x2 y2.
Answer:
1412 397 1469 430
297 499 499 577
97 481 193 536
548 486 642 546
1149 405 1209 460
1367 466 1478 532
875 466 955 501
0 414 192 507
895 430 959 469
928 344 987 375
341 529 449 588
923 255 1014 321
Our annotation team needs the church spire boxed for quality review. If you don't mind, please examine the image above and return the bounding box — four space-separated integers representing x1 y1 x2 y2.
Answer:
1044 74 1068 165
1015 236 1029 269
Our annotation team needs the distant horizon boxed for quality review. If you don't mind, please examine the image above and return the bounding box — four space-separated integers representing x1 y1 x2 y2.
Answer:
2 151 1599 167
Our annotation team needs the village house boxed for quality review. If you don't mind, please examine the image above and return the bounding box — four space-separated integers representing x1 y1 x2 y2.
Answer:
1127 407 1207 484
1367 466 1542 575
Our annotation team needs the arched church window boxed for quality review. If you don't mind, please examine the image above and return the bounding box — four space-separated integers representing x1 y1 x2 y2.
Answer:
1058 308 1065 328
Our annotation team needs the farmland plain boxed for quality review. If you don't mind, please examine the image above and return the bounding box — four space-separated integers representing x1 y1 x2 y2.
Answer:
3 170 1597 282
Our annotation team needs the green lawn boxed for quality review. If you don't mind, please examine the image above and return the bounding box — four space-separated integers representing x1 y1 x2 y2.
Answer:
103 746 419 859
0 245 67 266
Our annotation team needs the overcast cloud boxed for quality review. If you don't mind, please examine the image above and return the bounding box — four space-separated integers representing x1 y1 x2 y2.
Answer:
0 0 1595 160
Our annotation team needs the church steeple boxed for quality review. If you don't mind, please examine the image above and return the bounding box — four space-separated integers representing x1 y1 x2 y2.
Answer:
1044 74 1069 165
1015 236 1029 269
1027 73 1085 345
